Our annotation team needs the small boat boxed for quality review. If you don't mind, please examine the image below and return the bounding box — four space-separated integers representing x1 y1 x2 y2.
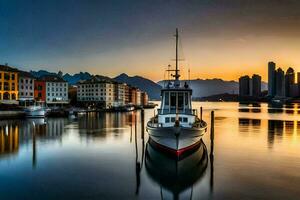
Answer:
24 101 46 118
146 29 207 156
25 105 46 118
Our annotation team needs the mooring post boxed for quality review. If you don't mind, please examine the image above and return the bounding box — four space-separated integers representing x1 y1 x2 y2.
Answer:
200 107 203 121
210 110 214 143
210 110 215 193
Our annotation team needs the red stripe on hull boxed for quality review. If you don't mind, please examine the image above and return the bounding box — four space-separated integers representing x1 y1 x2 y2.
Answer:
149 137 201 157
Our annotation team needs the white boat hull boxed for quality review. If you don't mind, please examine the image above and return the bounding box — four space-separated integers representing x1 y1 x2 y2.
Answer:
146 124 206 152
25 108 46 118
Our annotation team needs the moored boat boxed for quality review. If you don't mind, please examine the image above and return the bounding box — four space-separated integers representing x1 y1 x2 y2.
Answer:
24 101 46 118
146 28 207 155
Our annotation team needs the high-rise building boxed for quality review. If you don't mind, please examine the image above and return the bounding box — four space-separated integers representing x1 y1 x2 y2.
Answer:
275 68 285 97
252 74 261 97
239 75 250 96
285 67 295 97
268 62 276 96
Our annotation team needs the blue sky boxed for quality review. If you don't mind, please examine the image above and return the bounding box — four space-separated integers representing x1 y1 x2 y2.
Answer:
2 0 300 81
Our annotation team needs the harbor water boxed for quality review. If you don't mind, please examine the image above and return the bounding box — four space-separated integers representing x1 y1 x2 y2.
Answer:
0 102 300 199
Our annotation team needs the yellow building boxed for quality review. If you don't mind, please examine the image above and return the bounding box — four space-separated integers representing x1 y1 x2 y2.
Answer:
0 65 19 103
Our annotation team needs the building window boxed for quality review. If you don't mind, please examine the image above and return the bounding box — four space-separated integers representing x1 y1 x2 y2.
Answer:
4 73 10 80
165 117 170 123
171 117 175 122
25 79 28 83
4 82 9 91
11 74 15 80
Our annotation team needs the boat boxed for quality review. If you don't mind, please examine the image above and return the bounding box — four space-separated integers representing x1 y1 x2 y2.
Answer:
145 140 208 199
24 101 46 118
146 28 207 155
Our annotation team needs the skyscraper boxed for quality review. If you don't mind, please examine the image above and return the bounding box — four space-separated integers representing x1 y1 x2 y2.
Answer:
285 67 295 97
252 74 261 97
239 75 250 96
268 62 276 97
275 68 285 97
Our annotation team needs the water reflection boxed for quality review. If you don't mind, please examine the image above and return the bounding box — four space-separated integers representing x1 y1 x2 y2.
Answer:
78 112 134 138
145 140 208 200
0 118 66 166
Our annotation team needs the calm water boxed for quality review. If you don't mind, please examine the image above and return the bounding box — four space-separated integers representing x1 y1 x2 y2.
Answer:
1 102 300 200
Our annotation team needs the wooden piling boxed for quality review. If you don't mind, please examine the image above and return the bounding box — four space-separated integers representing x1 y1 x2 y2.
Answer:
200 107 203 121
210 110 214 142
210 110 214 193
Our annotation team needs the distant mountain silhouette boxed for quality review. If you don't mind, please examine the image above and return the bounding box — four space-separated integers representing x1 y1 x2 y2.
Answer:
63 72 92 85
30 70 92 85
30 70 57 78
114 73 162 100
157 79 267 98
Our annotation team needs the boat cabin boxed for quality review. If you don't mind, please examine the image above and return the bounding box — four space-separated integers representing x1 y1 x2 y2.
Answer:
157 83 197 127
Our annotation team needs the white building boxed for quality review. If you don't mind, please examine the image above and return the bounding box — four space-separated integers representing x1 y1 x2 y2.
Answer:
114 83 126 107
18 71 35 103
77 77 115 108
42 76 68 105
136 89 142 106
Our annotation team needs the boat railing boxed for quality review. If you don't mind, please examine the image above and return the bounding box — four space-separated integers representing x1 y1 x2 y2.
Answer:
157 109 197 115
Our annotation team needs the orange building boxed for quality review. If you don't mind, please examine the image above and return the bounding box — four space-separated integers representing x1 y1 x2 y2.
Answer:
0 65 19 103
34 80 46 102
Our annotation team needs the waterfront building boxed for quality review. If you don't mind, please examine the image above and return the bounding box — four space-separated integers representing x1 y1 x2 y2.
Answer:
124 84 130 105
0 65 19 103
41 75 69 106
77 77 115 108
239 75 250 96
129 87 137 105
34 80 46 102
252 74 261 97
285 67 295 97
18 71 35 105
268 61 276 97
275 68 285 97
136 89 142 106
141 92 149 106
114 83 126 106
290 84 299 97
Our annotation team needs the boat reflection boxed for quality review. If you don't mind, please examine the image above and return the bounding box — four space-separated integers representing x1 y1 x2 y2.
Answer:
145 139 208 200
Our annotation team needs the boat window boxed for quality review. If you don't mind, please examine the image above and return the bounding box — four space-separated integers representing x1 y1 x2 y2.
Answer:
170 92 176 108
164 92 169 106
178 93 184 109
171 117 175 122
179 117 182 122
165 117 170 123
183 117 188 122
185 92 189 106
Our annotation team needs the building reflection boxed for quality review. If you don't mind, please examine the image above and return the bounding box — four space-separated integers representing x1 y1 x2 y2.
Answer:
239 103 261 113
0 118 66 165
239 118 261 133
77 111 135 138
0 121 19 157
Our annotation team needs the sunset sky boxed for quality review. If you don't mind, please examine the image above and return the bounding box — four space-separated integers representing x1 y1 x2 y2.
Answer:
2 0 300 81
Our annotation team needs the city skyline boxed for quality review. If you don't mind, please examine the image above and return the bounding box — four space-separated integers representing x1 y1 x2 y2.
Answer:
3 1 300 81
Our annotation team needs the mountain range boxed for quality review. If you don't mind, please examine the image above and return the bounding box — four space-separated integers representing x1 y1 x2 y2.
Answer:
29 70 267 100
158 79 267 98
114 73 162 99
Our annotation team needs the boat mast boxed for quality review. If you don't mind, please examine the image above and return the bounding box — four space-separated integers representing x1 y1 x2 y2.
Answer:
174 28 180 83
